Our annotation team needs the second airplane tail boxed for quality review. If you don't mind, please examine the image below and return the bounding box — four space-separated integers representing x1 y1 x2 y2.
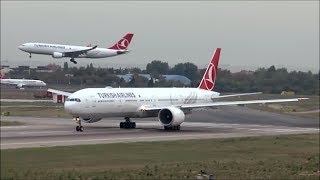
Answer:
109 33 134 50
198 48 221 91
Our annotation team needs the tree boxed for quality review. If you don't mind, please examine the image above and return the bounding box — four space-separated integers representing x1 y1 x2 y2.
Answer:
146 60 169 75
170 62 200 82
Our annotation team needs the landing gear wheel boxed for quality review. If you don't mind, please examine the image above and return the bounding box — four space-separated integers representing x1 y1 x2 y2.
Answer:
120 118 136 129
120 122 124 129
74 116 84 132
164 125 180 131
70 58 77 64
29 53 32 58
132 122 136 128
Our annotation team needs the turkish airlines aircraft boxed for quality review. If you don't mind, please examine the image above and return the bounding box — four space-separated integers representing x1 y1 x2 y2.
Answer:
18 33 134 64
0 74 46 88
51 48 307 132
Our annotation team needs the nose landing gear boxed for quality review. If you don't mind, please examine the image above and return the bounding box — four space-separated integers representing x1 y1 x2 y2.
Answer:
120 117 136 129
74 116 84 132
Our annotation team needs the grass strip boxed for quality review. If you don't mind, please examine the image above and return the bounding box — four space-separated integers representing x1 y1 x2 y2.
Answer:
1 133 319 179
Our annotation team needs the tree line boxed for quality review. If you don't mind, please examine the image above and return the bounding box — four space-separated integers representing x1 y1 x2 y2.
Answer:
6 61 319 95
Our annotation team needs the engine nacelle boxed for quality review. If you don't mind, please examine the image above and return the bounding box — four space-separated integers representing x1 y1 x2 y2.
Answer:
82 117 102 123
158 107 185 126
52 52 63 58
16 84 24 88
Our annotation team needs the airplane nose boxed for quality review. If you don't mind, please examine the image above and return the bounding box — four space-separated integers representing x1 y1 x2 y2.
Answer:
18 45 26 51
64 101 73 113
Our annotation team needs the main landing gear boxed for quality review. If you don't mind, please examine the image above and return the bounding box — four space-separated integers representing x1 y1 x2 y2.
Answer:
164 125 180 131
74 116 84 132
120 117 136 129
29 53 32 58
70 58 77 64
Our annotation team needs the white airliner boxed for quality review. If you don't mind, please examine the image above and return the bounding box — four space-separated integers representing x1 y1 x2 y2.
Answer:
50 48 307 132
18 33 134 64
0 74 46 88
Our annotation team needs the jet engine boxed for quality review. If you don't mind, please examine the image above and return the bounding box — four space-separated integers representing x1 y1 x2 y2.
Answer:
52 52 63 58
82 117 102 123
16 84 24 88
158 107 185 126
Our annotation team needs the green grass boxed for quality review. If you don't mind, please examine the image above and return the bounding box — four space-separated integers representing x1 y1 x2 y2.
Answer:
0 106 68 117
1 134 319 179
0 101 60 107
0 121 25 126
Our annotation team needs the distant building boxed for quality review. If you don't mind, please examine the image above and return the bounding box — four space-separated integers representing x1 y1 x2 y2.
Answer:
17 65 30 71
35 66 54 73
116 74 191 86
162 75 191 85
1 65 10 69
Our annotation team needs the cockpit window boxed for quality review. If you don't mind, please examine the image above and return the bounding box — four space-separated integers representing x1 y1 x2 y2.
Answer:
66 98 81 102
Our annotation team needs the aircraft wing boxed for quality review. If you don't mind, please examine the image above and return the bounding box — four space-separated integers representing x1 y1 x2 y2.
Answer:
47 88 72 97
63 45 97 57
140 98 308 111
215 92 262 99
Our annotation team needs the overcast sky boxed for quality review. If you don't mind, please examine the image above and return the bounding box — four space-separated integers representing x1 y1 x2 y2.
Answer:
1 1 319 72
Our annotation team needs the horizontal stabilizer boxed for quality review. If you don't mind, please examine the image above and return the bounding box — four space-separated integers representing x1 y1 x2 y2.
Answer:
47 88 72 97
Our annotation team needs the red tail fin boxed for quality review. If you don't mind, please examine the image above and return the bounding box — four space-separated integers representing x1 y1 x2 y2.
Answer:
109 33 134 50
198 48 221 91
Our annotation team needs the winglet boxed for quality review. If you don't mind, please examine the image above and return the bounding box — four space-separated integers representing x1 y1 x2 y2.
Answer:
297 97 309 101
198 48 221 91
109 33 134 50
90 45 98 50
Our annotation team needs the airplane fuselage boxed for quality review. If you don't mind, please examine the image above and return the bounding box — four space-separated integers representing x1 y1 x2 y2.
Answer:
64 87 220 119
19 43 125 58
0 79 46 87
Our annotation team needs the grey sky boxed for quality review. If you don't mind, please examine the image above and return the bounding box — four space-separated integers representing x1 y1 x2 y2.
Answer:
1 1 319 72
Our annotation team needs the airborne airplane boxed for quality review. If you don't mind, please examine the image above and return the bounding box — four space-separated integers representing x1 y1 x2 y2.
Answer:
50 48 307 132
18 33 134 64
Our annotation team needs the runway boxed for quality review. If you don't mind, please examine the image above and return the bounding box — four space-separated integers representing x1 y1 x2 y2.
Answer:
1 106 319 149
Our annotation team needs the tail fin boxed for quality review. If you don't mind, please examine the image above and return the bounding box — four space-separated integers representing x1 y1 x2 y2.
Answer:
198 48 221 91
108 33 134 50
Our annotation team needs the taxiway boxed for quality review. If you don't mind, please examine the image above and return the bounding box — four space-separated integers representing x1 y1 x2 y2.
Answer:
1 106 318 149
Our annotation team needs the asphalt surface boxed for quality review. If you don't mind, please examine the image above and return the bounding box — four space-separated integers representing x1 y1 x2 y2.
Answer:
1 106 319 149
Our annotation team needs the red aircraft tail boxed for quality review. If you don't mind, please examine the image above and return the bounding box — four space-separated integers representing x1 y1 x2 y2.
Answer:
109 33 134 50
198 48 221 91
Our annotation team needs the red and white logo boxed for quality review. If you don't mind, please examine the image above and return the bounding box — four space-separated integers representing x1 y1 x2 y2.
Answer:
109 33 134 50
203 63 216 91
116 38 129 50
198 48 221 91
